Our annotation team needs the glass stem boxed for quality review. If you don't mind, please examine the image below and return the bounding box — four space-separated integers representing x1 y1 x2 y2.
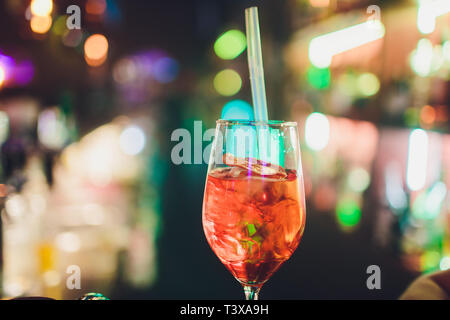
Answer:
243 285 260 300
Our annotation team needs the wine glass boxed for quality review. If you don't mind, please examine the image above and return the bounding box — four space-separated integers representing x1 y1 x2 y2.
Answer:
202 120 306 300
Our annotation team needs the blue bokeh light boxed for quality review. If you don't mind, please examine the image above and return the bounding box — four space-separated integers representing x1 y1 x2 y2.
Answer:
221 100 254 120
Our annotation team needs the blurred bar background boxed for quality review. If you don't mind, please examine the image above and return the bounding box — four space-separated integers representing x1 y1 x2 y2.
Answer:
0 0 448 299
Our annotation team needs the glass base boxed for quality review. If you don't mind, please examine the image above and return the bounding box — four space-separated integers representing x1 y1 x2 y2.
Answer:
243 285 261 300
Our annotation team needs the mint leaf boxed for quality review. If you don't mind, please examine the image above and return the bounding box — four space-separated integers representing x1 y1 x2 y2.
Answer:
247 223 257 236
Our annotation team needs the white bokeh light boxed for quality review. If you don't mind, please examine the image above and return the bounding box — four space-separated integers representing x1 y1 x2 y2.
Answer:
308 20 385 68
119 125 146 156
305 112 330 151
56 232 81 253
440 256 450 271
406 129 428 191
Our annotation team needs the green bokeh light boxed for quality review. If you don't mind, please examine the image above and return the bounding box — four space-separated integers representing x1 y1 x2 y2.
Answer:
357 73 380 97
421 251 441 272
412 182 447 220
307 66 330 90
213 69 242 96
404 107 420 127
52 15 68 36
214 30 247 60
336 199 361 228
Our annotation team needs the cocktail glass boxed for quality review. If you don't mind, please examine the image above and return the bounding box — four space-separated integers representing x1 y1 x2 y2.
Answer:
202 120 306 300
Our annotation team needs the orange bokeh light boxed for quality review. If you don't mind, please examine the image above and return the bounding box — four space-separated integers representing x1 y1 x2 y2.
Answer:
420 105 436 126
30 15 52 34
86 0 107 15
0 184 7 197
84 34 109 66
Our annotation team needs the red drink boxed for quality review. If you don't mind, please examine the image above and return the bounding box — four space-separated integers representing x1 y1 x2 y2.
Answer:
202 156 306 287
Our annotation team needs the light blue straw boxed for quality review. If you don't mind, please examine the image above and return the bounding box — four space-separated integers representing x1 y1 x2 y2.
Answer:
245 7 269 123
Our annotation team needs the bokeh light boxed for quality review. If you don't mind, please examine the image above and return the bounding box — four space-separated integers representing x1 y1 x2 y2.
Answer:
113 58 137 84
214 30 247 60
0 54 14 82
84 34 109 67
13 60 34 86
30 0 53 17
84 34 109 59
30 15 52 34
86 0 107 16
37 108 70 150
307 66 330 90
413 182 447 220
119 125 146 156
357 73 380 97
0 66 5 87
52 15 67 36
417 0 450 35
305 112 330 151
153 57 179 83
213 69 242 96
336 199 361 228
421 251 441 272
309 20 385 68
221 100 254 120
410 39 433 77
420 105 436 127
406 129 428 191
308 42 332 68
348 167 371 192
417 4 436 34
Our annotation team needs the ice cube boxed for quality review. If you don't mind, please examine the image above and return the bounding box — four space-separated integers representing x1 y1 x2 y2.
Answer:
229 166 247 178
223 153 287 178
209 167 228 179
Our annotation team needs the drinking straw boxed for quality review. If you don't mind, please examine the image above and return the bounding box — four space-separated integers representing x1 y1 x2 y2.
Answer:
245 7 269 123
